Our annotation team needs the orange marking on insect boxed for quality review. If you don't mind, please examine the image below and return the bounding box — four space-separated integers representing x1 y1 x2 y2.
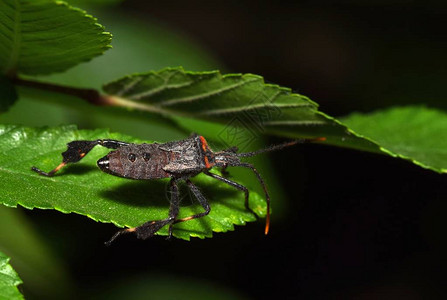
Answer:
204 156 212 169
199 136 209 151
80 153 86 158
265 215 270 235
53 162 67 172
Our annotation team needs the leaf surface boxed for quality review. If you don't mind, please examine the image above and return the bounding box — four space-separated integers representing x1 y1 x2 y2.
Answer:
103 68 447 173
341 106 447 173
0 125 266 240
0 251 23 300
103 67 375 152
0 0 111 75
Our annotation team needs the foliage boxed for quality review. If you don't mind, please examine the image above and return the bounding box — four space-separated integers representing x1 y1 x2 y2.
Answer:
0 1 445 298
0 0 111 76
342 106 447 173
0 251 23 300
0 0 445 243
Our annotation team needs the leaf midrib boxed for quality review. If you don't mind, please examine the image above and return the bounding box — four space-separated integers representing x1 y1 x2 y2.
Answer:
158 77 259 107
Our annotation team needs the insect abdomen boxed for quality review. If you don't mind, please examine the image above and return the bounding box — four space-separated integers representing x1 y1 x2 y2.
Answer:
101 136 208 179
105 144 173 179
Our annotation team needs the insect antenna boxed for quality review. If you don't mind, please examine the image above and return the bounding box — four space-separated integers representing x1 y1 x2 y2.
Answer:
236 137 326 158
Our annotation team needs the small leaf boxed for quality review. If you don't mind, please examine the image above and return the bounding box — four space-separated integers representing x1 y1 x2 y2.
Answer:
341 106 447 173
103 67 376 152
0 0 112 75
0 251 24 300
0 125 266 240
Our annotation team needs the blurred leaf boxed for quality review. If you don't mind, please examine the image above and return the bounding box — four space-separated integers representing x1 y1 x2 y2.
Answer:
39 10 222 89
0 125 266 240
0 206 74 299
0 76 17 112
0 0 111 76
0 251 23 300
341 106 447 173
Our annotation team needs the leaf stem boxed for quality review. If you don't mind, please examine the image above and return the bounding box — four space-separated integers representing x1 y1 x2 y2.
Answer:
12 76 189 117
12 77 113 106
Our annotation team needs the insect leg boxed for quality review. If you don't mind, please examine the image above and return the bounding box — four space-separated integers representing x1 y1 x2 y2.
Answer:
174 179 211 224
216 147 238 177
105 217 175 246
231 162 271 235
220 165 230 177
204 171 257 219
167 179 180 239
116 179 211 242
32 139 129 177
105 179 180 245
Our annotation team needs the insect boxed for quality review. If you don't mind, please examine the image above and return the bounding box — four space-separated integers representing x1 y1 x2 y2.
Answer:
32 134 325 245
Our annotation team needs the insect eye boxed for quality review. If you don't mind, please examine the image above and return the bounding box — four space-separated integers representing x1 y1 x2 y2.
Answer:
143 152 151 161
128 153 136 162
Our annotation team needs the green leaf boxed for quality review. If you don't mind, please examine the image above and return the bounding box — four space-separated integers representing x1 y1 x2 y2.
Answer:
103 68 375 152
0 76 17 112
0 0 111 76
0 125 266 240
0 251 24 300
341 106 447 173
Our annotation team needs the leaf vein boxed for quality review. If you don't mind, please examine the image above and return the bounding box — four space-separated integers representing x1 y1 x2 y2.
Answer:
198 102 312 116
158 77 259 107
263 120 329 126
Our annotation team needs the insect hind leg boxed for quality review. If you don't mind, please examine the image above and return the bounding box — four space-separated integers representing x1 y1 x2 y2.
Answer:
105 217 174 246
106 179 211 245
105 178 181 245
32 139 129 177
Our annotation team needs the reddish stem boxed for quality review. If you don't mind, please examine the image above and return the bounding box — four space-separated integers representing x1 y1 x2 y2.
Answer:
12 77 112 106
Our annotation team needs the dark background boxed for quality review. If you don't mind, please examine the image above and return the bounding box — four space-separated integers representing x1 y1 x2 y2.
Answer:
20 1 447 299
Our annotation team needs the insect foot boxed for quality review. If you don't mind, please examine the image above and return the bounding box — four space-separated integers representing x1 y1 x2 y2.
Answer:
105 218 174 246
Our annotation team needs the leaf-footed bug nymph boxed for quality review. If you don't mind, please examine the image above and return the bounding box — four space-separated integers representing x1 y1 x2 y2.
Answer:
31 134 325 245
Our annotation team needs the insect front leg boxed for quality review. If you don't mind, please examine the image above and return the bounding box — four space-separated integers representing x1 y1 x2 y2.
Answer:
32 139 129 177
233 162 271 235
205 171 257 219
217 147 238 177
